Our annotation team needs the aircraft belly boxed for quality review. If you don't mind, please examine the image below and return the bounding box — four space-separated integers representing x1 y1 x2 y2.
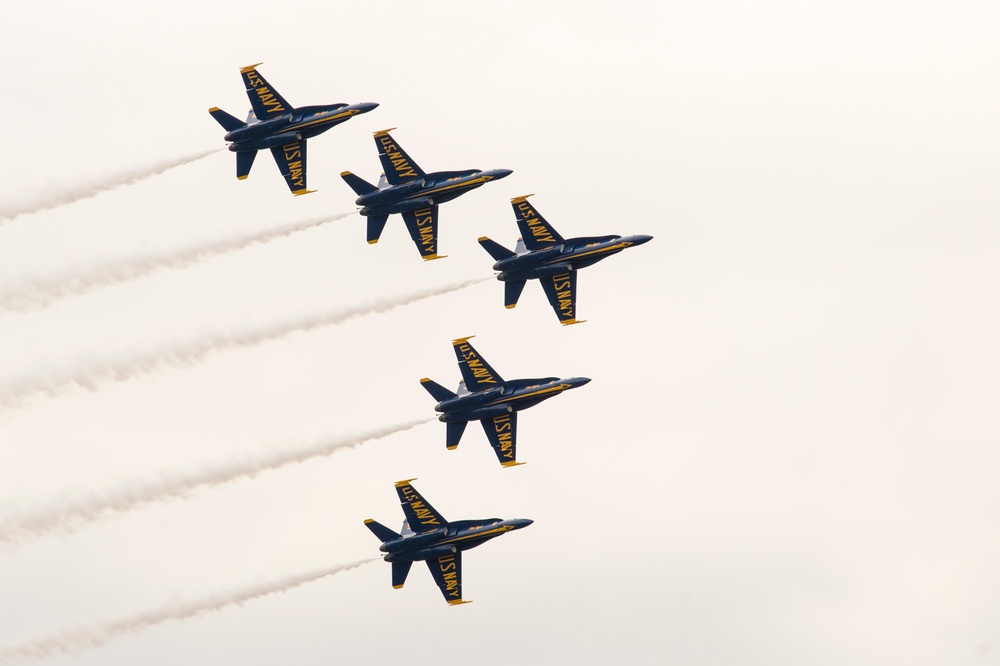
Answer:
510 395 555 411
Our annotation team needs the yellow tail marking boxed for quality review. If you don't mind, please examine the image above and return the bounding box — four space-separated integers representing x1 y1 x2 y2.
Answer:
237 175 249 181
367 239 379 245
505 304 517 310
393 584 404 589
340 170 353 177
208 106 221 112
446 445 458 451
364 518 375 524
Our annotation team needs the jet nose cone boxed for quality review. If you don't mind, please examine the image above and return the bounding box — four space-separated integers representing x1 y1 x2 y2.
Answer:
628 234 654 246
491 168 513 180
567 377 592 388
510 518 534 529
358 102 380 113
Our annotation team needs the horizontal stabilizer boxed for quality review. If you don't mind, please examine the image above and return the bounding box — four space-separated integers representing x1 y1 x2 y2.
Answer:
478 237 516 262
447 421 467 450
236 150 257 181
208 107 246 132
504 279 527 309
364 518 401 543
367 215 389 244
341 171 377 196
392 561 412 589
420 377 457 402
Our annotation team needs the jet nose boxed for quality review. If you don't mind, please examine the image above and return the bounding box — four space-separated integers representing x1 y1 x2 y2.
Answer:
627 234 654 246
566 377 592 389
490 168 513 180
357 102 380 113
509 518 533 529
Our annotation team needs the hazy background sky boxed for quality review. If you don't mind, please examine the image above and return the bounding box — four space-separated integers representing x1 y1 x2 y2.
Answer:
0 1 998 664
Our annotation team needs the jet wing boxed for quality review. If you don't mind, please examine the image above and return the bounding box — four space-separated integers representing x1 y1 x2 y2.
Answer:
427 551 466 605
394 479 447 532
511 195 565 250
401 205 443 260
539 270 583 325
373 129 426 185
452 337 505 390
269 140 313 196
481 412 521 467
240 63 292 119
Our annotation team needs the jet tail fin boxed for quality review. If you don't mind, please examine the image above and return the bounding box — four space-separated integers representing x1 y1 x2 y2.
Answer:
478 237 516 262
208 107 246 132
364 518 401 543
341 171 378 196
420 378 457 402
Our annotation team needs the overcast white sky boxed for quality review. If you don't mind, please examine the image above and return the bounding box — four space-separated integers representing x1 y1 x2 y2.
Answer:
0 1 998 664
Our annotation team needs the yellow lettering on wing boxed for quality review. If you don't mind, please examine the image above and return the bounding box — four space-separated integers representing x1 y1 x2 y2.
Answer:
414 208 435 253
457 343 497 384
516 202 556 243
552 273 574 318
282 143 305 187
378 135 418 178
398 485 440 525
493 414 514 459
438 554 460 597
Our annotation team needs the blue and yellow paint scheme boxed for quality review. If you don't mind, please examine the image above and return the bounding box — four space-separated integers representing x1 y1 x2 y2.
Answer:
340 129 512 260
364 479 532 605
209 63 378 195
478 195 653 325
419 336 590 467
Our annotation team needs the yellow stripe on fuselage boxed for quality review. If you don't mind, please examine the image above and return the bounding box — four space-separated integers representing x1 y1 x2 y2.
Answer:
278 109 358 135
416 176 487 197
491 383 572 405
561 242 626 262
435 526 511 546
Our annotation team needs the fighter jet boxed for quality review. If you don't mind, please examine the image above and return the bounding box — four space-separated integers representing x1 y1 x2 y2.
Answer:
478 195 654 325
364 479 532 605
340 129 512 260
419 336 590 467
208 63 378 195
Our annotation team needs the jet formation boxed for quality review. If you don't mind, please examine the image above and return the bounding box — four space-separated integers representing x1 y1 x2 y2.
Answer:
341 129 512 260
205 63 651 606
479 195 654 325
420 336 590 467
365 479 532 605
209 64 378 195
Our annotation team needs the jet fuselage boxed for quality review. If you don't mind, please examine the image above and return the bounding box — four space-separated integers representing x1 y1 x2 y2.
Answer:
433 376 591 423
493 234 654 282
380 518 533 563
225 102 379 153
356 168 513 217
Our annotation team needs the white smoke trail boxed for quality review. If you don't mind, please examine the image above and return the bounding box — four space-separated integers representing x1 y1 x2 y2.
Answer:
0 276 489 410
0 212 353 314
0 559 375 663
0 418 431 545
0 148 222 223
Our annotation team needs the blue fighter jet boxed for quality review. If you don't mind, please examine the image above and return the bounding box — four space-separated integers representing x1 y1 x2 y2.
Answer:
208 63 378 195
364 479 532 605
478 195 654 325
340 129 512 260
419 336 590 467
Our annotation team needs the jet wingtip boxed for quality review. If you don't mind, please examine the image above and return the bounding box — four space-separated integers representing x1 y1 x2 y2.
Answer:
340 170 353 177
510 194 535 203
363 518 375 524
240 62 264 73
392 584 405 589
422 254 447 261
451 335 475 345
561 319 587 326
501 461 526 468
394 478 418 488
373 127 398 137
292 189 317 197
504 304 517 310
447 599 473 606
